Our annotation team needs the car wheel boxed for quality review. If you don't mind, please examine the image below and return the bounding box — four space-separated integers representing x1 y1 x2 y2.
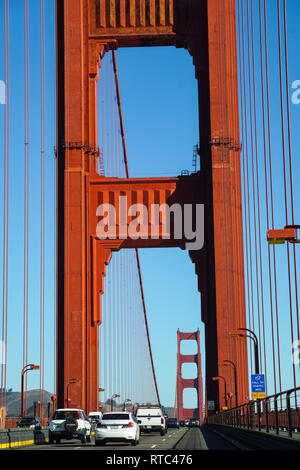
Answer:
49 434 54 444
81 433 87 444
86 433 91 443
131 438 137 446
160 429 165 436
55 438 61 444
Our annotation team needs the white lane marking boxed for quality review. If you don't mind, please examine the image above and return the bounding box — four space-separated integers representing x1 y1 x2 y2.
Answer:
162 439 166 441
151 445 157 448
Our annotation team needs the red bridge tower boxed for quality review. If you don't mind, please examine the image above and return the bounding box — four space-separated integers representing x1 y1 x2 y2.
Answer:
175 330 203 423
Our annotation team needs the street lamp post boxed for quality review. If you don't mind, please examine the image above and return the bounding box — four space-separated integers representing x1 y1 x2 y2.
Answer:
110 394 120 412
212 376 228 410
20 364 40 417
219 360 238 407
230 328 260 374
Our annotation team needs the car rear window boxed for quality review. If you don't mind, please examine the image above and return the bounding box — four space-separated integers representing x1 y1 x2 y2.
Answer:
102 413 130 420
20 418 35 425
53 411 79 420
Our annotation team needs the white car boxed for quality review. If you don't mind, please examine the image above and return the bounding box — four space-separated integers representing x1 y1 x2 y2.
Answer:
95 412 140 446
48 408 91 444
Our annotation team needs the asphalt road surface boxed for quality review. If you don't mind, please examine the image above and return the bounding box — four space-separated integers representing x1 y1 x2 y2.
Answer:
12 425 300 451
13 427 209 451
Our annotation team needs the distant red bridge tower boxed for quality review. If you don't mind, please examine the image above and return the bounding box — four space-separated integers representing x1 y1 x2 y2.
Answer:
175 330 203 423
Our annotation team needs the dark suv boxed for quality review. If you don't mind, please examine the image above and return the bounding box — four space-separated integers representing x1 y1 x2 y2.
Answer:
166 418 180 429
17 416 42 430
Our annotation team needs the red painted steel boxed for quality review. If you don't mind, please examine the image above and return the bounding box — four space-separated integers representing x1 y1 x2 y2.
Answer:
175 330 203 423
56 0 249 413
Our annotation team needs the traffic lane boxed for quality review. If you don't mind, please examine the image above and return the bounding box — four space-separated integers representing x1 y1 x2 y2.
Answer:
174 428 208 450
13 427 188 451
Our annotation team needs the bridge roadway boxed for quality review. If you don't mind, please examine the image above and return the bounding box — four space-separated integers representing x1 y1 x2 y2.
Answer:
11 426 245 451
12 424 300 451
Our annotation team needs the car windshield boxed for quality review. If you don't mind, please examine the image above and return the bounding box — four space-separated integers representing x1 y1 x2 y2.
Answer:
53 411 79 420
102 413 130 420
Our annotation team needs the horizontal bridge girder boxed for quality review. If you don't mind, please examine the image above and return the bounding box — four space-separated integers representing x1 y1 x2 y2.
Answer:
178 354 198 364
89 0 176 46
88 173 204 250
178 379 198 389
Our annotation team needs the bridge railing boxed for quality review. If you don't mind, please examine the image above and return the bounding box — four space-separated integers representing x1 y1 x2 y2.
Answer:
207 387 300 439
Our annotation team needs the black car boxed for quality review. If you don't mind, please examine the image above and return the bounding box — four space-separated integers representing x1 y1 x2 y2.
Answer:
187 419 199 427
166 418 180 429
17 416 42 430
179 420 185 427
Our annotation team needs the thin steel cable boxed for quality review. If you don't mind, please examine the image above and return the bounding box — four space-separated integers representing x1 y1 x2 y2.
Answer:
258 0 278 395
277 0 297 392
23 0 30 414
250 0 267 382
263 0 283 398
1 0 10 412
39 0 46 418
238 0 253 376
283 0 300 348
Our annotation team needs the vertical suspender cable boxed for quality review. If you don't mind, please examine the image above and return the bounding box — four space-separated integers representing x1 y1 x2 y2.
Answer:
277 0 297 392
40 0 46 418
246 0 263 370
53 0 57 398
258 0 278 394
263 0 283 397
1 0 9 412
238 0 253 374
23 0 30 414
283 0 300 346
250 0 267 381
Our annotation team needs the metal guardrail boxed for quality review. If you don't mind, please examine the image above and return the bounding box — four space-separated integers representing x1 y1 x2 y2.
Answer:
0 427 49 449
207 387 300 439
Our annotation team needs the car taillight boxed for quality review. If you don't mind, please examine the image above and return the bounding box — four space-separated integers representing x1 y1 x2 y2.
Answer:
161 418 164 424
122 422 134 428
97 423 107 429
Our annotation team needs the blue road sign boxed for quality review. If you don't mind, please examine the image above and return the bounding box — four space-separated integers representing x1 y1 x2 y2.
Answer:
251 374 266 394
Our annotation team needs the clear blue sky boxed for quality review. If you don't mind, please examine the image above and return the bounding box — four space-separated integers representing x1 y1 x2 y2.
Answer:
0 0 300 411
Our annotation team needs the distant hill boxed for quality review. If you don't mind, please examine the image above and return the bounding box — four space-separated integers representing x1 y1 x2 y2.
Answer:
4 391 174 418
5 390 53 417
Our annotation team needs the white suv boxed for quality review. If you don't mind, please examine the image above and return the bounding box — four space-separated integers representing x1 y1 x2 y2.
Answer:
48 408 91 444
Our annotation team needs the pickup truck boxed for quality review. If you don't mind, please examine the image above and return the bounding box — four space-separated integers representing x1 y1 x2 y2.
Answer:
136 406 167 436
